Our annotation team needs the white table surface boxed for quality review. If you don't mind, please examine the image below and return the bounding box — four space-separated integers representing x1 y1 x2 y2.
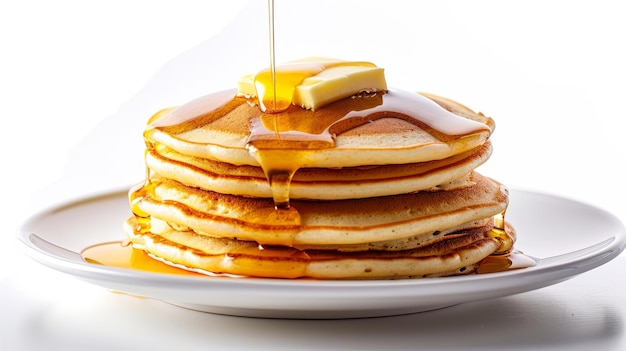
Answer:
2 1 625 350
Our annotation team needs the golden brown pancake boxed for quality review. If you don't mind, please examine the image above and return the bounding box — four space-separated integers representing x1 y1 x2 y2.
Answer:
144 89 495 168
145 141 492 200
130 172 507 247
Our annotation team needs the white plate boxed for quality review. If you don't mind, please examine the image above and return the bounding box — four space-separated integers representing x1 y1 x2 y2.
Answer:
17 188 626 319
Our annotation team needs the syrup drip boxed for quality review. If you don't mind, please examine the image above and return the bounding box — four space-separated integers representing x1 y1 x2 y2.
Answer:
128 160 159 234
266 170 294 209
487 211 514 254
477 212 536 274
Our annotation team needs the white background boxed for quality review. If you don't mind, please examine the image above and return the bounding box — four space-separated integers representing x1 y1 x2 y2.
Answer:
2 1 625 350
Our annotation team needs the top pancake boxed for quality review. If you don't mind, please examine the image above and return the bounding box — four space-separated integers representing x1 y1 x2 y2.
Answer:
144 89 495 168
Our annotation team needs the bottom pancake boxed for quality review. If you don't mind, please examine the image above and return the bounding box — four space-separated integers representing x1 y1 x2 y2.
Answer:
124 217 506 279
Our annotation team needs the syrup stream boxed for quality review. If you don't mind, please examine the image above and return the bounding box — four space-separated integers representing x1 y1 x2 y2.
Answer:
268 0 277 112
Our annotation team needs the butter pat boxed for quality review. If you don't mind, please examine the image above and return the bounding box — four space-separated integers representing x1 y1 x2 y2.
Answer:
294 65 387 110
237 59 388 111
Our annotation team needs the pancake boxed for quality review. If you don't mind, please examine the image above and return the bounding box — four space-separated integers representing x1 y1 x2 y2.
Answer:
144 89 495 169
129 172 508 247
145 141 492 200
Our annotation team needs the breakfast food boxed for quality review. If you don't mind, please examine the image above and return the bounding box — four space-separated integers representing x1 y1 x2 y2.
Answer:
125 58 524 279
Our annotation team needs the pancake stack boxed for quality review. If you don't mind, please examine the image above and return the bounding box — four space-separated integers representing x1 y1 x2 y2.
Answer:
125 59 518 279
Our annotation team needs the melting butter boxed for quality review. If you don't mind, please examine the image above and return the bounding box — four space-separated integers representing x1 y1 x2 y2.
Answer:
238 58 387 112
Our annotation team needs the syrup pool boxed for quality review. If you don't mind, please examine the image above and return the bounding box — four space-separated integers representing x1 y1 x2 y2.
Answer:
82 241 203 277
